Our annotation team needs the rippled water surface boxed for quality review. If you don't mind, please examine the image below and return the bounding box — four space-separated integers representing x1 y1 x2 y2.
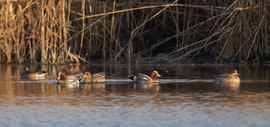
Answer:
0 63 270 127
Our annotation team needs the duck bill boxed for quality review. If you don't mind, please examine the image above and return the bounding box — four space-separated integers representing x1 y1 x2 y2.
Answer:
157 75 161 77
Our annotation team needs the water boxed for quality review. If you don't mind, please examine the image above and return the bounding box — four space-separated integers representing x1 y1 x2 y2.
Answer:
0 63 270 127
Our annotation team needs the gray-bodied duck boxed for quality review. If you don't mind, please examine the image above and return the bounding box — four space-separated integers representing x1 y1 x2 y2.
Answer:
129 71 161 83
57 68 82 84
20 68 47 79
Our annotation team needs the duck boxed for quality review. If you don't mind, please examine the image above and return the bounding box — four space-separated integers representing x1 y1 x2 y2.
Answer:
129 71 161 83
57 68 82 84
20 68 47 79
60 68 83 77
209 70 240 82
81 72 106 83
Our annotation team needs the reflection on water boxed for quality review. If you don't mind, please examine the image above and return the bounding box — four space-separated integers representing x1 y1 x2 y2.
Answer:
211 82 240 91
0 64 270 126
81 84 106 92
20 75 47 81
58 83 81 93
134 82 160 92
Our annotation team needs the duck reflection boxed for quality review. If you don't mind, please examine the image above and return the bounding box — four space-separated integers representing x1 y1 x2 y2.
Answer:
160 82 240 92
211 82 240 91
58 82 80 93
134 82 160 92
83 84 106 92
20 76 46 81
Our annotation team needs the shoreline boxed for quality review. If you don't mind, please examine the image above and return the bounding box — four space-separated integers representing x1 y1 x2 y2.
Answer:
2 57 270 67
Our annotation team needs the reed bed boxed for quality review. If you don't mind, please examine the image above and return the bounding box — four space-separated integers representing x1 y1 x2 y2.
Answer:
0 0 269 64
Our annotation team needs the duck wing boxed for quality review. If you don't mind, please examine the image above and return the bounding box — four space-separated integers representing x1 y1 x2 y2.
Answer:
210 74 236 82
25 69 37 74
130 72 151 82
129 72 137 80
92 72 106 79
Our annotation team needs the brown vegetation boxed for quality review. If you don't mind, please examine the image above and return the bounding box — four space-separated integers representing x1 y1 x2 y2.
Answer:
0 0 269 64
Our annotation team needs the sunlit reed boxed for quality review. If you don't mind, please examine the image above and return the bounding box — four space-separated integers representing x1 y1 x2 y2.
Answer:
0 0 269 63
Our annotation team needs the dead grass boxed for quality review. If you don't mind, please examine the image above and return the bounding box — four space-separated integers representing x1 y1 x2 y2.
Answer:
0 0 269 63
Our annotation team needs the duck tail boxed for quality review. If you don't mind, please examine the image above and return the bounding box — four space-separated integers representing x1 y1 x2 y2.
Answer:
209 75 216 79
131 72 140 76
101 72 106 78
79 75 85 81
129 72 140 81
129 76 135 81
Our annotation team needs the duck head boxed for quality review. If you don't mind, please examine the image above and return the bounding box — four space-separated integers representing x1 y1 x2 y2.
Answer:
58 72 67 80
150 71 161 80
83 72 91 79
231 70 239 76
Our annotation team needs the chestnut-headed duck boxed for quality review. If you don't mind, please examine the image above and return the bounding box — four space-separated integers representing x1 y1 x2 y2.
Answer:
82 72 106 82
129 71 161 83
20 68 47 79
57 68 82 84
209 70 240 82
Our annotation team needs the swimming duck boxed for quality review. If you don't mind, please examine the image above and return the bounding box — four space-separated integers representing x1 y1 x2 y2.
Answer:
81 72 106 82
20 68 47 79
209 70 240 82
129 71 161 83
57 68 82 84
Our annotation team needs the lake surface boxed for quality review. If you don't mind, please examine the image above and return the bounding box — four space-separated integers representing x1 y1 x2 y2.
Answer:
0 63 270 127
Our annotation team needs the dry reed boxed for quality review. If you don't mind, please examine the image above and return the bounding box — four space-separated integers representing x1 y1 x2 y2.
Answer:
0 0 269 64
